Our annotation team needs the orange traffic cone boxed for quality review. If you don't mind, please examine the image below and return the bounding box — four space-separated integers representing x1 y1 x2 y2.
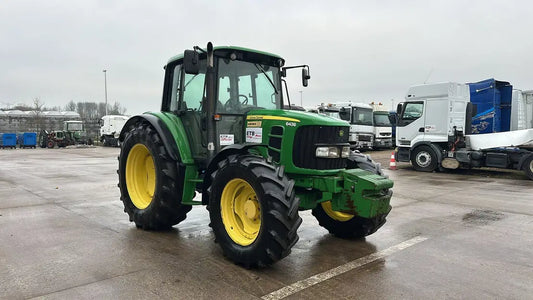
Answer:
389 152 397 170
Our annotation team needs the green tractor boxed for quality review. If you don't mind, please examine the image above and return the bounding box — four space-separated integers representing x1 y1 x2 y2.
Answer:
118 43 393 267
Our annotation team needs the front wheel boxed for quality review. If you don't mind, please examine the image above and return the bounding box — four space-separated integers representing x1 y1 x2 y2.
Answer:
118 121 191 230
312 200 390 238
411 145 438 172
208 154 302 267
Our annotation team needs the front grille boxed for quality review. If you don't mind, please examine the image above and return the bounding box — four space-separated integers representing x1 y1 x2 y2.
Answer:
358 134 372 142
293 125 349 170
379 132 392 137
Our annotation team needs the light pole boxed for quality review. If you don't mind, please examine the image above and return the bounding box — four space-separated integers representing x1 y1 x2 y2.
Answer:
103 69 108 116
299 90 303 106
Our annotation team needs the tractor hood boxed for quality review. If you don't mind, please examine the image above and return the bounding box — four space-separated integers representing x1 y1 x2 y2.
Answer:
246 109 349 127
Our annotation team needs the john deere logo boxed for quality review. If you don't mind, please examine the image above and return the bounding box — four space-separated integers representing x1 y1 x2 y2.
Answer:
339 130 344 137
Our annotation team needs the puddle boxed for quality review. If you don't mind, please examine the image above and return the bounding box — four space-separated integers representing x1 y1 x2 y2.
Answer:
462 209 505 225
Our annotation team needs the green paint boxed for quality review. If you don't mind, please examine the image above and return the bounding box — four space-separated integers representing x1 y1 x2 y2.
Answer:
146 112 199 205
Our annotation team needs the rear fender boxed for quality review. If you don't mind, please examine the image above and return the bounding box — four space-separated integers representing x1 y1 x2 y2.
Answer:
119 114 182 162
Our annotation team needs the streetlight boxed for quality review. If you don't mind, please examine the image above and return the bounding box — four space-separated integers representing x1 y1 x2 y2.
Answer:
103 69 108 116
299 90 303 106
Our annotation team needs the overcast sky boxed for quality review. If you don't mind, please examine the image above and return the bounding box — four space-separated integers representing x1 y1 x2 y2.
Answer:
1 0 532 115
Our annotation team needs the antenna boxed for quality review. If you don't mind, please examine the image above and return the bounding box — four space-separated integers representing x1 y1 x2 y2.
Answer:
423 68 433 84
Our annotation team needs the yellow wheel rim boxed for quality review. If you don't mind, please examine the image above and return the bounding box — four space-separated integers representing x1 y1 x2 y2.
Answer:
126 144 156 209
321 201 354 222
221 178 261 246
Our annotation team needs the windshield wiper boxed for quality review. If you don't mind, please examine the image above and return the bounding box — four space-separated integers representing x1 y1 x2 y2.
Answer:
254 64 278 94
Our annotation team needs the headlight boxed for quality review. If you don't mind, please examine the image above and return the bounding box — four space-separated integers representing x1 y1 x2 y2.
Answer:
341 146 350 158
315 146 340 158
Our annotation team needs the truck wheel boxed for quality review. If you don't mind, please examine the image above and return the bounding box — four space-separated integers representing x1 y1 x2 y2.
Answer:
208 154 302 267
411 145 437 172
312 151 390 238
523 155 533 180
118 121 192 230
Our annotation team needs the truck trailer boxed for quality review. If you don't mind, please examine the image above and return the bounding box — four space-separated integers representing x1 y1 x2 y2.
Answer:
395 82 533 180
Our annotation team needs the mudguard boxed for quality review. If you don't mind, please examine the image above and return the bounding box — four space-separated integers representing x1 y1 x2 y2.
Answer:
119 114 181 162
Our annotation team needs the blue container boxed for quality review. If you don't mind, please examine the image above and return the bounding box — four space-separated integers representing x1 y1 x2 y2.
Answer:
467 79 513 134
1 133 17 148
22 132 37 148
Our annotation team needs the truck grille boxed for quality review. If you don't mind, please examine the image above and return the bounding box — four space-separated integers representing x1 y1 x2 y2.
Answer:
358 134 373 142
293 125 349 170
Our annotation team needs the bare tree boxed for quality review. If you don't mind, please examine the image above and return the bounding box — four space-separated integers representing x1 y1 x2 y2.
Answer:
65 100 76 112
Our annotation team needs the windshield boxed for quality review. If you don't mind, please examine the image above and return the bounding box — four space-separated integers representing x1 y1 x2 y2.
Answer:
217 59 281 113
373 113 392 127
66 122 83 131
352 107 373 126
320 110 341 120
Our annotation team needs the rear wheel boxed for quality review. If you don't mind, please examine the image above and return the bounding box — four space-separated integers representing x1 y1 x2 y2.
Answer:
118 121 191 230
523 155 533 180
411 145 437 172
312 150 390 238
208 155 302 267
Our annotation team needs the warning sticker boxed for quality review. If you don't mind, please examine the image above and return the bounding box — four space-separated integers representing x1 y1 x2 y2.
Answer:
247 121 262 127
219 134 234 145
246 127 263 143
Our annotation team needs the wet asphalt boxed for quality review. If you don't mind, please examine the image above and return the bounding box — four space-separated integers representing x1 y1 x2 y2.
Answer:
1 147 532 299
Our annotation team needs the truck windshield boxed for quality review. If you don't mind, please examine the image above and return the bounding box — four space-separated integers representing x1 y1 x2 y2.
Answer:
352 108 373 126
217 59 281 113
373 113 392 127
320 110 341 120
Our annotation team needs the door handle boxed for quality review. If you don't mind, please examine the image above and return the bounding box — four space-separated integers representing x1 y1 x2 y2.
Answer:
418 127 425 132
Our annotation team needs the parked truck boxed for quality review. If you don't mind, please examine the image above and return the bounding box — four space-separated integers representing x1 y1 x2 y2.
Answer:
395 82 533 180
327 102 374 150
99 115 129 146
372 110 393 149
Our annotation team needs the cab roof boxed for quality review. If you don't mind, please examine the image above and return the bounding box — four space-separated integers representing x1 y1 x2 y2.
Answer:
166 46 283 65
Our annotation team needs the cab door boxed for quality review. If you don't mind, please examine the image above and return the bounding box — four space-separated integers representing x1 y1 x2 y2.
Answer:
396 101 425 146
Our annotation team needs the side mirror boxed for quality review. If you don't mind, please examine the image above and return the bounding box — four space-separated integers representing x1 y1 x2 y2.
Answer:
339 107 350 121
302 68 310 87
183 50 199 75
396 103 403 115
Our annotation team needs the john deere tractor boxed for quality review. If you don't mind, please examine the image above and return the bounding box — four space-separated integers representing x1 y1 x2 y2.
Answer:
118 42 393 267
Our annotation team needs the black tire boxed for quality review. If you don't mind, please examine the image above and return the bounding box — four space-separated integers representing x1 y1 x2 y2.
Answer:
411 145 438 172
118 121 192 230
523 155 533 180
312 150 390 239
347 150 384 176
208 154 302 267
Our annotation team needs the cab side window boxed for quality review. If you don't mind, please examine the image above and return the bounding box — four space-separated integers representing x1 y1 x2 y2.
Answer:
399 102 424 125
170 60 206 112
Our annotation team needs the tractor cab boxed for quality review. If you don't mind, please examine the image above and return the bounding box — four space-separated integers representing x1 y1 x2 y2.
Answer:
161 45 309 166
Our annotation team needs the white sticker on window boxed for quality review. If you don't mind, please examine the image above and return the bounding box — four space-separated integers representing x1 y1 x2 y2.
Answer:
246 127 263 143
219 134 234 145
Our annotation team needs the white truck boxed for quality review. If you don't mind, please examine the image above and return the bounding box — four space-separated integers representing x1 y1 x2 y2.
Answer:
99 115 129 147
327 102 374 150
372 110 393 149
395 82 533 180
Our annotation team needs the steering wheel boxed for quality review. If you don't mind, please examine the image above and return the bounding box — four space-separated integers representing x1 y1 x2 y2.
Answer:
238 94 248 105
